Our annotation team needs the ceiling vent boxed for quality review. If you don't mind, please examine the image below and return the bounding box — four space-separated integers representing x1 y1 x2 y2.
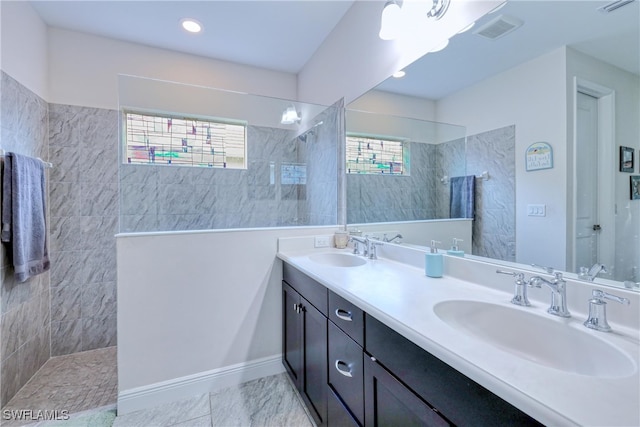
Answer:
473 14 523 40
597 0 636 13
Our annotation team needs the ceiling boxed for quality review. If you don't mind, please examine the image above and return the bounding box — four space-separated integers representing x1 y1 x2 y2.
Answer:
29 1 639 101
29 0 355 74
377 0 640 100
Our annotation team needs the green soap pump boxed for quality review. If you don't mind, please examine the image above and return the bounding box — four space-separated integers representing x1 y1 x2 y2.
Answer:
447 238 465 257
425 240 443 278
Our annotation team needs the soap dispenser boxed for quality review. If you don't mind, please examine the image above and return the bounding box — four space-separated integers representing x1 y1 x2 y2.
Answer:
425 240 443 278
447 238 465 257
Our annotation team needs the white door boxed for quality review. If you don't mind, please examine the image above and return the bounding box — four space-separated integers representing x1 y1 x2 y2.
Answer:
575 92 599 272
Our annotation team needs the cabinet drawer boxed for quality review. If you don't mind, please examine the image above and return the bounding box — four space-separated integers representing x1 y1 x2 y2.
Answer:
283 263 328 315
365 314 542 426
329 290 364 346
329 322 364 425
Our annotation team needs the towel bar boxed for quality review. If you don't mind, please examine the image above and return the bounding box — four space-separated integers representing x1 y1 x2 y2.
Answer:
0 148 53 168
441 171 489 185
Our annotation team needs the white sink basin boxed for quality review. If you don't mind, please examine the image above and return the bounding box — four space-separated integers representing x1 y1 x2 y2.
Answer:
434 300 636 378
308 252 367 267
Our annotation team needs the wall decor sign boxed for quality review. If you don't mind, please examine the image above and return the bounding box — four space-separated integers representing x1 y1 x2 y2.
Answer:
631 176 640 200
525 142 553 171
620 146 635 172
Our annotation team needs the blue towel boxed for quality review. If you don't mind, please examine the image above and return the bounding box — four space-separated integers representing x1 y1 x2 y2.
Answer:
1 152 50 282
450 175 476 219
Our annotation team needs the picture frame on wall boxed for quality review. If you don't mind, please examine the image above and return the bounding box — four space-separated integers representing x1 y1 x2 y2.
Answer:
620 146 634 172
631 176 640 200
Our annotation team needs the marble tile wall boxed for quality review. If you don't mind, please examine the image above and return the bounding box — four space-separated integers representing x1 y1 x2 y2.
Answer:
465 125 516 261
119 125 302 232
0 71 51 407
347 142 438 224
435 126 516 260
48 104 119 356
296 101 341 226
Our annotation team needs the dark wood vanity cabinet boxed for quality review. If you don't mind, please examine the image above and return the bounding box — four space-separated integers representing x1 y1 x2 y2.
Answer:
282 263 542 427
282 264 328 426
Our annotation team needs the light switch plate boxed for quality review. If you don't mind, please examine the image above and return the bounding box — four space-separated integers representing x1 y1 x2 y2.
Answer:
527 204 546 217
314 235 331 248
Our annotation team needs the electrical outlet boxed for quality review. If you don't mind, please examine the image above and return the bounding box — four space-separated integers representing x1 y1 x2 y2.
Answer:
527 204 546 217
314 235 331 248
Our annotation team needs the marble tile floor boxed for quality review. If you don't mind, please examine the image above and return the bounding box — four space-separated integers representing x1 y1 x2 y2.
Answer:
1 347 117 427
113 373 314 427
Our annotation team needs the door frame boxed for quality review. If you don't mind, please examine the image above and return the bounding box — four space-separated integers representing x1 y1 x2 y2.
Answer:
570 77 615 273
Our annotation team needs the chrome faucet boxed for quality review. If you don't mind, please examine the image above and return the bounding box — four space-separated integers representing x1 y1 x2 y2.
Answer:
584 289 630 332
383 233 403 243
529 272 571 318
579 263 608 281
349 235 368 256
496 269 530 306
349 235 383 259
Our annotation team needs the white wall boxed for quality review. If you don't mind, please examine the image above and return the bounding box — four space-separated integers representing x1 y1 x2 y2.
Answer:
298 0 502 106
437 47 568 269
348 90 437 121
116 226 340 411
47 28 297 110
0 1 49 99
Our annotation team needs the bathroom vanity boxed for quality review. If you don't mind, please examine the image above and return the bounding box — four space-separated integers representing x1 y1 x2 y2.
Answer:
277 236 640 427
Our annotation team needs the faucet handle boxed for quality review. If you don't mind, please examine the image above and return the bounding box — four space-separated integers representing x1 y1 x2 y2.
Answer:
592 289 630 305
496 270 530 306
584 289 630 332
496 269 525 282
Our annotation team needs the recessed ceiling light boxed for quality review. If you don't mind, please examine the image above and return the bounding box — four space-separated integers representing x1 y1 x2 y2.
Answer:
181 18 202 34
392 70 406 78
430 39 449 53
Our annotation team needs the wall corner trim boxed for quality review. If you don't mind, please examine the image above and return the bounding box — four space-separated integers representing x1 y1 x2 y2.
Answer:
117 354 284 415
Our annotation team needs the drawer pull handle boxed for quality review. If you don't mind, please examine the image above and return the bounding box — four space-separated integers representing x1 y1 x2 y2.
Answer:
335 360 353 378
335 308 353 322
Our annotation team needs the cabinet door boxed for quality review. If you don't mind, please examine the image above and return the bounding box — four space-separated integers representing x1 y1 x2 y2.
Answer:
364 355 450 427
328 322 364 425
301 298 328 426
282 282 302 389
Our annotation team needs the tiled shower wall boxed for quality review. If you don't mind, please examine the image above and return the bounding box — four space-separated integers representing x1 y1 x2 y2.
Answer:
297 100 341 226
346 142 438 224
120 102 342 232
0 72 51 407
119 126 300 232
346 125 515 262
435 125 516 260
47 104 119 356
466 125 516 261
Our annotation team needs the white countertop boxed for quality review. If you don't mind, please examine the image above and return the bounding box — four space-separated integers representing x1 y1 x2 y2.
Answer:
277 239 640 427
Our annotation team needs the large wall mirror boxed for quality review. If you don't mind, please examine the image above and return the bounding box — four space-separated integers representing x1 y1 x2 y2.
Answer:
347 0 639 290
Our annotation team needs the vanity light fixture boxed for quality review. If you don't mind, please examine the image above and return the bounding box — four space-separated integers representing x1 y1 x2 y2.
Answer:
181 18 203 34
379 0 452 40
426 0 450 20
392 70 406 78
281 106 301 125
379 0 403 40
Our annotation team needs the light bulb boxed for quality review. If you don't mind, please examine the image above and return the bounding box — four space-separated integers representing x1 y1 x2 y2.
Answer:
379 1 403 40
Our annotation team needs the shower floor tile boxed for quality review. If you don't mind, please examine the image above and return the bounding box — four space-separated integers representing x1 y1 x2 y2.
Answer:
1 346 117 427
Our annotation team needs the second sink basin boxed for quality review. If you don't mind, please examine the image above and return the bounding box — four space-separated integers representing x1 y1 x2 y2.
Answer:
308 252 367 267
434 300 636 378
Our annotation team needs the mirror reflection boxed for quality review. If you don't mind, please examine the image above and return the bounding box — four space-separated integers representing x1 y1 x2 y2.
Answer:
347 0 639 290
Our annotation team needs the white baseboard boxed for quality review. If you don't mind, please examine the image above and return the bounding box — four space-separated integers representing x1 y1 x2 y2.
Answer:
117 354 284 415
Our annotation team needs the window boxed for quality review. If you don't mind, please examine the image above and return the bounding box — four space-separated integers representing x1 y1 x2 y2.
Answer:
124 112 247 169
346 135 406 174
